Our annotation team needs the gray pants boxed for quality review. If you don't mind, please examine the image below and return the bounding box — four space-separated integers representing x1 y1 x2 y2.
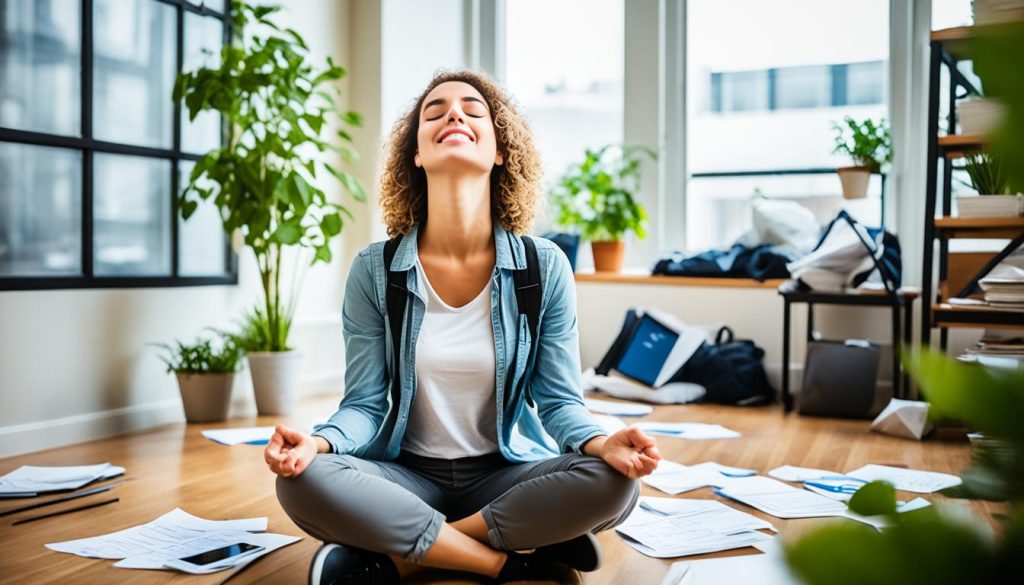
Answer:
276 450 639 563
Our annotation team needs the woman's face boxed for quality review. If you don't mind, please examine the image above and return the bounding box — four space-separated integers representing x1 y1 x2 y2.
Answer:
415 81 504 176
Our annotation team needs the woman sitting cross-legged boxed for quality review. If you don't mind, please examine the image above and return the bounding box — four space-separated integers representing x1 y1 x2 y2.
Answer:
267 69 661 584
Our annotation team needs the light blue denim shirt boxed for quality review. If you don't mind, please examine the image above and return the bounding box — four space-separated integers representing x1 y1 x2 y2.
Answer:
312 223 606 463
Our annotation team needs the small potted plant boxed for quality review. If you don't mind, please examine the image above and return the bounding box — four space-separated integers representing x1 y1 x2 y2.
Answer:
831 116 891 200
156 335 243 423
956 153 1023 217
550 144 655 272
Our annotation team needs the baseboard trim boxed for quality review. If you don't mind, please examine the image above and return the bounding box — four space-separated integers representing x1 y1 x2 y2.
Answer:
0 399 183 459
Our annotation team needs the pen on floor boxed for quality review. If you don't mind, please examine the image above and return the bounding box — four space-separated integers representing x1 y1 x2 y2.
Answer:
12 497 119 526
0 481 125 518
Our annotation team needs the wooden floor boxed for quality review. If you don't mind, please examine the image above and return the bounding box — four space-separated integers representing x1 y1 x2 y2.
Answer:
0 394 996 584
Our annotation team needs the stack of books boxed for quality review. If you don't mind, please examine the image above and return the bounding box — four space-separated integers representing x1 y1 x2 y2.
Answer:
959 330 1024 370
980 274 1024 310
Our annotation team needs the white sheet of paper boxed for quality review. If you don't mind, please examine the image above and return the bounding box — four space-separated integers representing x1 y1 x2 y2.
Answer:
717 476 847 519
634 422 741 440
682 551 801 585
768 465 838 482
201 427 276 446
584 398 654 416
617 514 772 558
639 497 776 534
47 508 269 560
0 463 124 496
846 464 962 493
641 461 755 495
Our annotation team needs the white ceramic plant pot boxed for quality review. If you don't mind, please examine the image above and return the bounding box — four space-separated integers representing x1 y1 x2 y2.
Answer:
956 194 1024 218
837 166 871 200
176 372 235 423
247 350 303 415
957 98 1006 136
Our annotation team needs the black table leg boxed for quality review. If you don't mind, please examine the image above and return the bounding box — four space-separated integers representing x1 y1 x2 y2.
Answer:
782 298 792 412
891 301 901 399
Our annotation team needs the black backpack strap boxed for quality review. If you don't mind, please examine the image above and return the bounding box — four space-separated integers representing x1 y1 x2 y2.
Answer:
383 236 405 408
515 235 542 352
505 233 543 408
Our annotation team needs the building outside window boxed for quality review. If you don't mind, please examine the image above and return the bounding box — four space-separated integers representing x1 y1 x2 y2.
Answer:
686 0 890 252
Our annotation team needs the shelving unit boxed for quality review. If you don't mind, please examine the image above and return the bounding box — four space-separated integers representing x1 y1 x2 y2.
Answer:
921 27 1024 347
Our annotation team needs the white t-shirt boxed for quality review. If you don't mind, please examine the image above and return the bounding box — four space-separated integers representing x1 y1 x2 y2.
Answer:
401 261 500 459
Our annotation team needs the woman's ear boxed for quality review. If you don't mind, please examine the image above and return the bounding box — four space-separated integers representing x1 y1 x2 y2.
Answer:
495 151 504 166
414 151 421 168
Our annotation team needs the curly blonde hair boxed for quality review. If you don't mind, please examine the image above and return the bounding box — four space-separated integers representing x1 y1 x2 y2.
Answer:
378 70 543 237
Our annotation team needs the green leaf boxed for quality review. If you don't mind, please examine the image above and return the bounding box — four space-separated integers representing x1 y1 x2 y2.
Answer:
321 212 342 236
180 199 198 220
848 480 898 517
341 111 364 127
313 244 332 264
271 220 302 245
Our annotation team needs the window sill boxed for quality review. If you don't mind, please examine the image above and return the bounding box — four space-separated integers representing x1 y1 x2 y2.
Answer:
574 270 785 289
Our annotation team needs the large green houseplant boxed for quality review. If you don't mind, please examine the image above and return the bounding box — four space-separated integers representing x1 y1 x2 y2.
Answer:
173 2 364 414
785 351 1024 584
831 116 891 200
550 144 655 272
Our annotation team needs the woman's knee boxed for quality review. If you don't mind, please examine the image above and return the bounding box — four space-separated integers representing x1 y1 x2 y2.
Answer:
568 456 640 517
275 455 357 517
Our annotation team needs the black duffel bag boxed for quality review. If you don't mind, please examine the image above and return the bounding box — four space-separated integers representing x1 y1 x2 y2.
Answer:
669 326 776 406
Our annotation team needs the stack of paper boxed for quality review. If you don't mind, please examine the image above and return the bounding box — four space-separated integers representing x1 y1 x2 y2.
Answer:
716 476 848 519
634 422 741 440
642 461 756 495
47 508 300 574
0 463 125 497
616 497 773 558
846 464 961 493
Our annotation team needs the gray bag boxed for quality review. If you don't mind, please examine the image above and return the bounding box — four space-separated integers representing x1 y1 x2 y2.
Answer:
798 339 880 419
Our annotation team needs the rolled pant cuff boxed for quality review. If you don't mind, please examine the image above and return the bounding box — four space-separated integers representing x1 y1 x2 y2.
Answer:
481 505 510 551
408 508 447 563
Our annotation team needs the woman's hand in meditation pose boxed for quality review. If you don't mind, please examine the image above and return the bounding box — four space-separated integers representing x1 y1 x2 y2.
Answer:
265 424 322 478
587 426 661 479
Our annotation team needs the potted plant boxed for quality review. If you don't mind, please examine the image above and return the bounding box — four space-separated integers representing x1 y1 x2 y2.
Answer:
785 350 1024 584
550 144 655 272
156 336 243 423
831 116 891 200
173 2 364 415
956 153 1023 217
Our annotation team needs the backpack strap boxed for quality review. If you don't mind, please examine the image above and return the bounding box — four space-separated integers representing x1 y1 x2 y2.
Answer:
506 233 543 407
383 236 405 409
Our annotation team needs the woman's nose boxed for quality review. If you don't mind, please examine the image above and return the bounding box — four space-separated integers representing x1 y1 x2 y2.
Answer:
446 106 464 123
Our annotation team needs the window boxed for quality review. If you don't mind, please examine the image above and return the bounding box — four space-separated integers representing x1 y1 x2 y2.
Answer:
686 0 890 251
0 0 234 290
504 0 624 229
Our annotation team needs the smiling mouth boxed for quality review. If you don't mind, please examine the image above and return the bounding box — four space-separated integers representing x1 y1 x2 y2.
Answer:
437 131 475 144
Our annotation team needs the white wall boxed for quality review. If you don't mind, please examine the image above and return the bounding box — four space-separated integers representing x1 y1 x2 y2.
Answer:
0 0 359 458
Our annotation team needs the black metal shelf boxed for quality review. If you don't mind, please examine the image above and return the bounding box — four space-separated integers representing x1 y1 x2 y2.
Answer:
920 32 1024 346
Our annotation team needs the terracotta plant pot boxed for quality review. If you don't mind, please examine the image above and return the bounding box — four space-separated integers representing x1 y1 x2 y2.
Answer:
247 350 303 415
836 166 872 200
176 372 235 423
591 240 626 272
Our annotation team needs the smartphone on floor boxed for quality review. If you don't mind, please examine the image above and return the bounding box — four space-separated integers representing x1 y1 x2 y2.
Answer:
164 542 265 573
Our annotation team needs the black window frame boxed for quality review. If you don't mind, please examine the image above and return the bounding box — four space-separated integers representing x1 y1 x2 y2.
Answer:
0 0 237 291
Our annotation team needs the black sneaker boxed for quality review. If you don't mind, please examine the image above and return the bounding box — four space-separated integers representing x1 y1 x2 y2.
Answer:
531 532 603 572
495 551 575 583
308 543 400 585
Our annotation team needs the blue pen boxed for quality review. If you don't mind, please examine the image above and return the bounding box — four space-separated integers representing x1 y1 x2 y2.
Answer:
804 476 868 494
245 439 270 445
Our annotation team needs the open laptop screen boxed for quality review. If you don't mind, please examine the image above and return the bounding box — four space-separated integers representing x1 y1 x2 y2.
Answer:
614 314 679 387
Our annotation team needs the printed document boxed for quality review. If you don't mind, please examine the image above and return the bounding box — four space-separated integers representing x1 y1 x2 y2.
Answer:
846 464 962 493
0 463 124 497
47 508 299 573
